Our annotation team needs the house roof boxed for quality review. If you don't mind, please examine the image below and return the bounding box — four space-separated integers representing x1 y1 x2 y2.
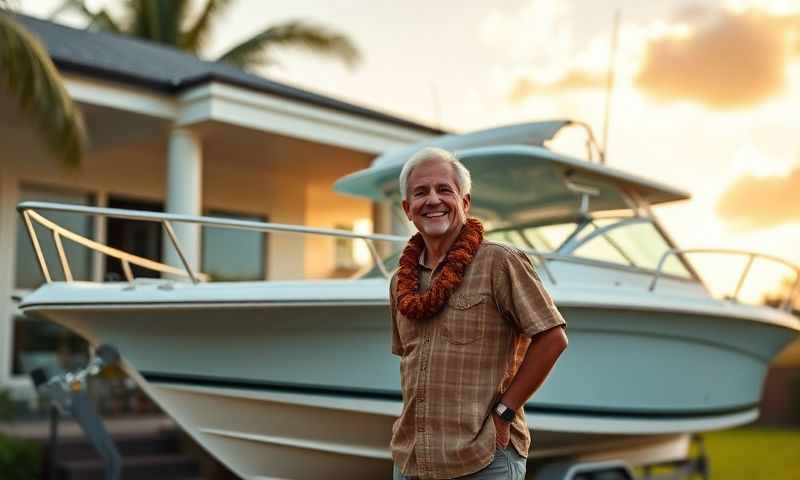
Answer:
15 14 444 134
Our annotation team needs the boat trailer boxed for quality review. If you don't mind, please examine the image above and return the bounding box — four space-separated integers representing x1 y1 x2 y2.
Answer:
30 344 123 480
534 436 709 480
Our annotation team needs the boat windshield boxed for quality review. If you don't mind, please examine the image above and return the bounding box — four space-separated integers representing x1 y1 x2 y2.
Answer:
485 222 577 253
487 215 692 278
362 213 692 279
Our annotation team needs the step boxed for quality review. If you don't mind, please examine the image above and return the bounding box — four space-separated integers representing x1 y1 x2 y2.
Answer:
44 428 180 461
58 453 199 480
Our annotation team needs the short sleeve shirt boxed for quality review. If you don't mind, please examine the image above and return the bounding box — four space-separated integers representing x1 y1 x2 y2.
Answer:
389 241 567 479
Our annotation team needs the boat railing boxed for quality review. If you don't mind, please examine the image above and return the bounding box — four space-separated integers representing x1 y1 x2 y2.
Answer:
17 201 408 284
650 248 800 313
17 202 800 314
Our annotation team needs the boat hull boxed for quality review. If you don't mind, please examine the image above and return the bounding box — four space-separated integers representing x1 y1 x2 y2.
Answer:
22 290 798 478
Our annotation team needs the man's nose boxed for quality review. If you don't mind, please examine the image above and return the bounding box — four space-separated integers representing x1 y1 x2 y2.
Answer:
425 191 442 204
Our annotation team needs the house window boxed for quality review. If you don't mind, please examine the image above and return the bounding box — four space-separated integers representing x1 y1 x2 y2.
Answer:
16 186 94 288
334 223 357 271
13 185 93 376
333 218 373 273
105 197 163 280
202 210 266 281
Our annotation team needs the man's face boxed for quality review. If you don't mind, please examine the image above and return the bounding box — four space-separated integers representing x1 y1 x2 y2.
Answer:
402 159 471 240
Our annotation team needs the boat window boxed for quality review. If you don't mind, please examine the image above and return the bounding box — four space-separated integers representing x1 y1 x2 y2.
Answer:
520 223 580 252
485 222 580 253
485 229 528 249
572 219 692 277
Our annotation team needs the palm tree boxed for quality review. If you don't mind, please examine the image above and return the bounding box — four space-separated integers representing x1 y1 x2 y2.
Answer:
0 1 87 165
51 0 361 70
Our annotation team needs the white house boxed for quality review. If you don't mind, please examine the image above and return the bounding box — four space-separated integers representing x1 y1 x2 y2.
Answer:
0 15 441 400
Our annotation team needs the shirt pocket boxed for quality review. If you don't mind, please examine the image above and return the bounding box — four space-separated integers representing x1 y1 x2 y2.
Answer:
443 293 488 345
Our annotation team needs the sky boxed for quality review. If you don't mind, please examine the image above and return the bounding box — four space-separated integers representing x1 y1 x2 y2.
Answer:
21 0 800 304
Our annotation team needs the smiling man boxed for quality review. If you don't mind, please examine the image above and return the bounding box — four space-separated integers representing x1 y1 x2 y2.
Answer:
389 147 568 480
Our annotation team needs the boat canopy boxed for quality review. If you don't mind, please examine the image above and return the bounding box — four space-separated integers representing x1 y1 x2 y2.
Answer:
334 121 690 223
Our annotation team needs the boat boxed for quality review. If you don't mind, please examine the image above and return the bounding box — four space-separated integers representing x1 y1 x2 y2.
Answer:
18 120 800 479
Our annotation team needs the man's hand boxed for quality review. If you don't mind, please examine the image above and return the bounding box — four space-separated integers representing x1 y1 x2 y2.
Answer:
492 414 510 448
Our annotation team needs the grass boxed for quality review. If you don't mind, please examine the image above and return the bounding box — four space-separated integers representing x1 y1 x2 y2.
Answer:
700 427 800 479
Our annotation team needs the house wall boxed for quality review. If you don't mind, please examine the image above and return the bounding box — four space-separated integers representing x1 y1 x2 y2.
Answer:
0 118 379 393
304 150 374 279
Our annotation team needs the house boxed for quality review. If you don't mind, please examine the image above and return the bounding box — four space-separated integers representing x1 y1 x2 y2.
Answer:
0 14 441 401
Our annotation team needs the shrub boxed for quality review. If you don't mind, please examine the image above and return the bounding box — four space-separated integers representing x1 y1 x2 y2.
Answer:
0 434 41 480
0 388 15 421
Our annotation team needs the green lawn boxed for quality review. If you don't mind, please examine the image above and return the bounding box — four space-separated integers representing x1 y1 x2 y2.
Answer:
701 427 800 479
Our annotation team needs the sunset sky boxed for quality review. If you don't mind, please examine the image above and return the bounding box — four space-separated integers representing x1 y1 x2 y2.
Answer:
22 0 800 303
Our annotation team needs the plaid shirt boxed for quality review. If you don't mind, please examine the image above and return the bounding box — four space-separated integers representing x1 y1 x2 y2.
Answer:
389 241 567 479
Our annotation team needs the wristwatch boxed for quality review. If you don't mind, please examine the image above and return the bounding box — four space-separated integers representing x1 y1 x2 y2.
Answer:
494 402 515 423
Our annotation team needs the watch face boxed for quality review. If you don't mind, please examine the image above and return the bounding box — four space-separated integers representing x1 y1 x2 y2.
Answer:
501 409 515 422
496 403 514 421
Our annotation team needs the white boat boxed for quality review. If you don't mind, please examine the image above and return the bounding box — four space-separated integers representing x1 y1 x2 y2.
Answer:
18 120 800 479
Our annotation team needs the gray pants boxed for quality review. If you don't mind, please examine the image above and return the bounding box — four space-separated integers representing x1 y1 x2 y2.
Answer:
393 446 526 480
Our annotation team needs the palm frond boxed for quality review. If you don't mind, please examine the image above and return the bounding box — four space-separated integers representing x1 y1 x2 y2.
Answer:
181 0 234 54
128 0 188 46
49 0 91 20
217 20 361 70
49 0 123 33
0 12 87 166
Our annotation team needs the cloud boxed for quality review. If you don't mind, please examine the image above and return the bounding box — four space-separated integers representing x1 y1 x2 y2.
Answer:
636 8 800 108
479 0 574 68
509 70 606 102
715 164 800 230
507 6 800 108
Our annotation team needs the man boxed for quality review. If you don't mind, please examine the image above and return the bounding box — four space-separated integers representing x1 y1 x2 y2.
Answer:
390 147 568 480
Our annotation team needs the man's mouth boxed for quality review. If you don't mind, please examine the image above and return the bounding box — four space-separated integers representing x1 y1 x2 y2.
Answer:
423 211 448 218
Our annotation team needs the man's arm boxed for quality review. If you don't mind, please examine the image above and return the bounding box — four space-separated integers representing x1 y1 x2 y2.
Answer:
493 326 567 447
499 325 567 411
491 247 569 446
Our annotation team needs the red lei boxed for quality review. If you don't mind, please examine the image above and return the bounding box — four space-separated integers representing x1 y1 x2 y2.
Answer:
396 218 484 321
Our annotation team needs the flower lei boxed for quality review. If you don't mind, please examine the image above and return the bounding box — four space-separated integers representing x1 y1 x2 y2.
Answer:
396 218 484 321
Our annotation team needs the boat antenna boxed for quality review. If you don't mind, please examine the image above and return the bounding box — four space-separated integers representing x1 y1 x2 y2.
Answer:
429 80 443 129
601 9 621 165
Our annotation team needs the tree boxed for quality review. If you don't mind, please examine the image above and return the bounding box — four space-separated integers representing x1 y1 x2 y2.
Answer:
0 1 87 166
763 273 800 314
51 0 361 70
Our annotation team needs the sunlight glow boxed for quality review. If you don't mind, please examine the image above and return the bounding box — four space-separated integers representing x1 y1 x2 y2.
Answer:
352 218 373 267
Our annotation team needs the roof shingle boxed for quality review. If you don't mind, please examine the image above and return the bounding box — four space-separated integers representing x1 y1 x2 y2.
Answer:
15 14 442 133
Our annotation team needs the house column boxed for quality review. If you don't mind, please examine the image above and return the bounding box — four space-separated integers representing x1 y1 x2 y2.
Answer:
164 128 202 274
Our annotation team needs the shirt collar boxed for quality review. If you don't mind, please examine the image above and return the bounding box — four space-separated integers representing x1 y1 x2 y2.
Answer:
419 248 439 272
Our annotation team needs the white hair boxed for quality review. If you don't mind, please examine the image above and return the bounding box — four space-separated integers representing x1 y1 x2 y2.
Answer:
398 147 472 200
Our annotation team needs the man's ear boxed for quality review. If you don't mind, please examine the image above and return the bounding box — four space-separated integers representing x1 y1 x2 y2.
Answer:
402 199 412 220
462 193 471 214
